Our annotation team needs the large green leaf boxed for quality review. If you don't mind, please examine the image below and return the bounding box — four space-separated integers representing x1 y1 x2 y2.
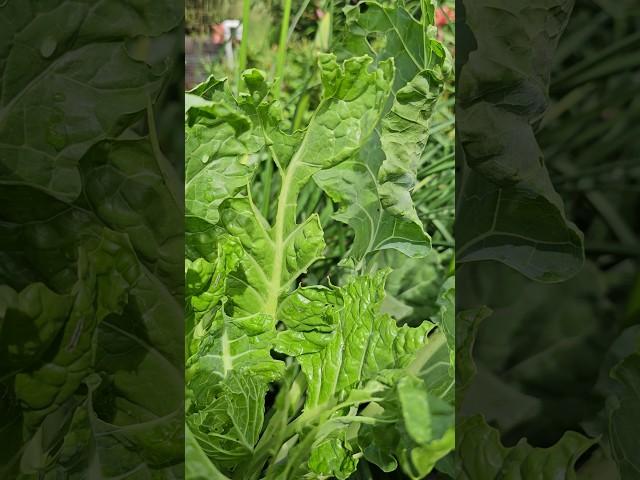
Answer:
608 352 640 479
0 283 72 371
185 55 396 477
214 55 392 319
185 97 260 228
0 0 181 202
275 271 434 408
186 425 230 480
456 0 584 282
456 416 594 480
315 0 451 268
358 374 454 480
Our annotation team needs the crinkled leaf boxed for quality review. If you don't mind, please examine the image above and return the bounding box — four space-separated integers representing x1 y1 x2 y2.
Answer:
0 283 72 370
341 0 447 89
608 352 640 479
358 374 454 479
276 271 434 407
456 415 594 480
309 432 359 480
185 236 242 356
378 69 445 223
0 1 180 201
15 231 139 434
186 425 230 480
456 0 584 282
219 198 325 317
185 98 260 228
315 1 451 266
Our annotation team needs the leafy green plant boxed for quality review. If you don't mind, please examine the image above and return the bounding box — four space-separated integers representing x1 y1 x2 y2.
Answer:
185 1 454 478
0 1 184 477
456 1 640 478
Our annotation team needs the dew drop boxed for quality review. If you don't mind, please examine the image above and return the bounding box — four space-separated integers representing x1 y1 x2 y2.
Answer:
40 36 57 58
201 154 210 164
46 121 67 151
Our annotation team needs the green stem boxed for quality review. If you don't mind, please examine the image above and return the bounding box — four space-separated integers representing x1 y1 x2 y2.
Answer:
239 371 306 480
237 0 251 90
292 92 310 132
287 0 311 43
421 0 430 67
274 0 293 97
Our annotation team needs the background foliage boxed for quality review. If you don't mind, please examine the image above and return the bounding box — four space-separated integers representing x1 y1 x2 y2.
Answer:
456 0 640 478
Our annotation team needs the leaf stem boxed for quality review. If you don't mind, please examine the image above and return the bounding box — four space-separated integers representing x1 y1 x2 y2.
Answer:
237 0 252 90
274 0 293 97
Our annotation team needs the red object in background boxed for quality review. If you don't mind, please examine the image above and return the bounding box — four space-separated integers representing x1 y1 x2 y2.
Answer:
436 6 454 27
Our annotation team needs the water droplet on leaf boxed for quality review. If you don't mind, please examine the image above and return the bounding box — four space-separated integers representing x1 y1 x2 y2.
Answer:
201 154 209 163
46 118 67 151
40 36 57 58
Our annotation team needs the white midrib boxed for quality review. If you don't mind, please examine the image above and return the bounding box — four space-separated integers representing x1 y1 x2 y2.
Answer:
222 328 233 376
265 159 299 317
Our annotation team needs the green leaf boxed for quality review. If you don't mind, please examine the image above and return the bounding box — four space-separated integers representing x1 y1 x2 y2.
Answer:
456 0 584 282
608 352 640 479
314 0 451 267
187 310 284 391
0 1 180 201
14 231 139 434
357 374 454 479
378 69 445 224
185 98 260 228
371 248 452 324
0 283 72 370
341 0 449 89
456 416 595 480
276 271 434 408
219 197 325 317
314 143 431 267
308 433 359 480
213 54 393 319
185 236 243 355
187 425 230 480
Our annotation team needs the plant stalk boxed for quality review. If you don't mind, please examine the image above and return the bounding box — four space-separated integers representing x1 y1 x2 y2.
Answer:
236 0 251 90
274 0 293 97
